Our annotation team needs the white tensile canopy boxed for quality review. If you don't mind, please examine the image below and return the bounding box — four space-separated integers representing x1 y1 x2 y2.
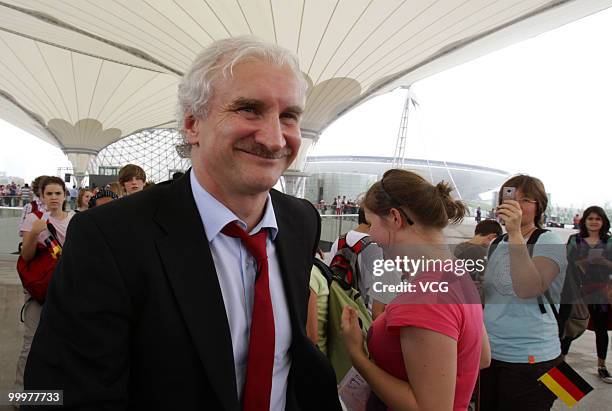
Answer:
1 0 611 185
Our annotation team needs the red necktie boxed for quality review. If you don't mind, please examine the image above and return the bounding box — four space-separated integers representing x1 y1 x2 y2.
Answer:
222 222 275 411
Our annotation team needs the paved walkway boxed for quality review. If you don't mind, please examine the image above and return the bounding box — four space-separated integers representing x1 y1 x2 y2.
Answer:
553 332 612 410
0 253 24 411
0 214 20 255
0 223 610 410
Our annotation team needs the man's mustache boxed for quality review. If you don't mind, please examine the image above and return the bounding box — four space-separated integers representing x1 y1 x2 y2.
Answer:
234 142 293 159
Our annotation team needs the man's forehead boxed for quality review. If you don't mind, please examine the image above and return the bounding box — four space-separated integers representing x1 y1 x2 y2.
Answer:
215 59 305 103
226 95 304 113
219 89 305 114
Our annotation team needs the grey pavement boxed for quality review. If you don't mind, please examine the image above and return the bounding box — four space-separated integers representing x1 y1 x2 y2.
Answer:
0 253 24 411
0 221 610 409
553 331 612 411
0 213 20 255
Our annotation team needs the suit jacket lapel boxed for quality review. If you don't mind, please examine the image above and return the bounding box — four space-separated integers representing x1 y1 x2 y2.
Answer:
271 191 310 336
153 175 239 411
272 192 322 410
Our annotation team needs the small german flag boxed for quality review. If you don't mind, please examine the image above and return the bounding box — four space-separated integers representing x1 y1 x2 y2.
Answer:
538 362 593 408
44 237 62 260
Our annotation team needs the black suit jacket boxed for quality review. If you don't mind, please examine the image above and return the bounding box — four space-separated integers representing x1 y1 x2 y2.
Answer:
24 174 341 410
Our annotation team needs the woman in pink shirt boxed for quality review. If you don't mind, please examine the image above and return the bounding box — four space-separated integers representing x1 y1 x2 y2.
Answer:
341 169 490 411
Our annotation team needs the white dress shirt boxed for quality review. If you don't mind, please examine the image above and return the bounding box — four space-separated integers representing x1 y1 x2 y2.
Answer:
190 171 292 410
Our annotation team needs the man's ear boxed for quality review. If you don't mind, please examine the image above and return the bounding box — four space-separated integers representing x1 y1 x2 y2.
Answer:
183 115 199 145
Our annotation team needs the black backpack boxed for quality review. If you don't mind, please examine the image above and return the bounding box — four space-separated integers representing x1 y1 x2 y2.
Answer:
558 234 612 340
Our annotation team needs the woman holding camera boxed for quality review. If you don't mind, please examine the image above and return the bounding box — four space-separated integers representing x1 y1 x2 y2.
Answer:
341 169 489 410
560 206 612 382
481 175 567 410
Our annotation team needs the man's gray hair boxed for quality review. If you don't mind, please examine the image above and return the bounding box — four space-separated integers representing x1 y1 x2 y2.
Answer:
177 36 306 127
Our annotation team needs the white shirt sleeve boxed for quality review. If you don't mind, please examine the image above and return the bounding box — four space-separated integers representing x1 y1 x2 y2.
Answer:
362 244 402 305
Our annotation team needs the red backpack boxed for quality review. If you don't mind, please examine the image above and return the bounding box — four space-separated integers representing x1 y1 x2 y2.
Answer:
16 210 62 303
329 234 374 291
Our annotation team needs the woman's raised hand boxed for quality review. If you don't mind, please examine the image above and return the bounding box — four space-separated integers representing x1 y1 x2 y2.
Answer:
340 306 366 359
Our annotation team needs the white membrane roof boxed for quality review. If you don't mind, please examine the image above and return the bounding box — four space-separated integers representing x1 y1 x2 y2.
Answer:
1 0 611 158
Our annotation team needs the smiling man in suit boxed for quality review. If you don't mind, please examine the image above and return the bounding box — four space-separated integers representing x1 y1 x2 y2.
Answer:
24 36 341 410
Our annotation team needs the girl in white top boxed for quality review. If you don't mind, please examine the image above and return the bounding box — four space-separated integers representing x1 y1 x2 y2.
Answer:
15 176 75 392
21 176 75 258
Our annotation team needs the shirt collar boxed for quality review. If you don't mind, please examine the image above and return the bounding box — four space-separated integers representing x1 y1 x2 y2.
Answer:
190 170 278 242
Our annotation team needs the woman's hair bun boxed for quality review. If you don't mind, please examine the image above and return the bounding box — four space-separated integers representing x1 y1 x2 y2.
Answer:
435 181 452 198
435 181 466 224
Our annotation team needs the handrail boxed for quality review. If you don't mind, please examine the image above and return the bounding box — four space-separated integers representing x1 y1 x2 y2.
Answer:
0 195 30 208
318 213 359 239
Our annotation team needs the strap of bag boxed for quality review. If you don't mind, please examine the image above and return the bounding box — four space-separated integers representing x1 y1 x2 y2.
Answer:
523 228 552 314
541 289 560 322
337 234 347 251
349 235 373 254
46 222 62 247
349 235 375 292
489 229 553 314
487 234 506 260
20 297 33 323
32 210 63 247
313 258 334 286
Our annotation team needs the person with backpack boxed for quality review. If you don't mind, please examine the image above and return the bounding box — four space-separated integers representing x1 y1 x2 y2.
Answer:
311 228 377 382
340 169 489 410
560 206 612 383
454 220 503 304
326 207 400 319
310 212 394 383
480 175 567 410
14 176 75 393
